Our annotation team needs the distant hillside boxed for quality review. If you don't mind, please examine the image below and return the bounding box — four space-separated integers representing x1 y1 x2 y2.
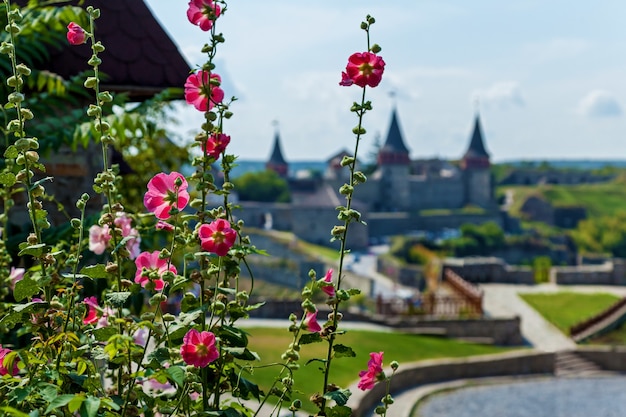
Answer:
502 176 626 219
498 159 626 170
232 160 326 179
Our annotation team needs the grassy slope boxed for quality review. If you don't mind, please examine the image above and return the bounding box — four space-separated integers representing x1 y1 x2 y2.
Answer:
241 328 511 413
519 292 620 333
501 179 626 219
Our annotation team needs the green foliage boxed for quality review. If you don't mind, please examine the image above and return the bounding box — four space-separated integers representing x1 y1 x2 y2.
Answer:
571 211 626 257
233 170 290 203
532 256 552 283
445 221 505 257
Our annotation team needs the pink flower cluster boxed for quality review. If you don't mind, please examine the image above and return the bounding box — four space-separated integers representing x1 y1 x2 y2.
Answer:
134 251 177 291
358 351 385 391
198 219 236 256
144 172 190 220
340 52 386 88
88 213 141 259
181 329 219 368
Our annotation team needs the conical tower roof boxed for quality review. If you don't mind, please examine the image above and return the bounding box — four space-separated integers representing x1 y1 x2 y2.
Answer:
268 131 287 165
378 108 410 165
461 114 490 169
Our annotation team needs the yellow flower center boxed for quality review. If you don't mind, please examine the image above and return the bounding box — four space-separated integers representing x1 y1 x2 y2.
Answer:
359 62 373 76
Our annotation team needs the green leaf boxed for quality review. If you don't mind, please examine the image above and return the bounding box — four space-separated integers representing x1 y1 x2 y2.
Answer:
4 145 18 159
0 172 16 187
0 407 29 417
18 243 47 257
148 347 170 364
14 276 41 302
347 288 362 296
323 388 352 406
232 375 261 401
218 325 249 348
166 366 185 388
105 291 131 307
222 347 259 361
45 394 75 414
326 405 352 417
93 326 118 342
83 396 100 417
299 332 323 345
80 264 111 279
68 394 85 413
333 344 356 358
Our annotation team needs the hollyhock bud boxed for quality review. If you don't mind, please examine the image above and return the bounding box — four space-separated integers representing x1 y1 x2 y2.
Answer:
66 22 86 45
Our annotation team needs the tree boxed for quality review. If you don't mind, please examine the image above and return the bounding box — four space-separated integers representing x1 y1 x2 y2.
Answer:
233 170 290 202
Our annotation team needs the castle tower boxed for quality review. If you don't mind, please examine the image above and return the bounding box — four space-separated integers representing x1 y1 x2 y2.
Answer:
377 107 411 211
460 113 493 208
266 129 288 178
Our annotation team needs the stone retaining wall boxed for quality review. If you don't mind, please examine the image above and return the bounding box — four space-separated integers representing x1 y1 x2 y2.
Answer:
348 350 554 417
576 346 626 371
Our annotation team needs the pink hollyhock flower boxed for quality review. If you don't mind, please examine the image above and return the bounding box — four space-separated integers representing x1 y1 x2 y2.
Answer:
184 71 225 112
114 213 141 260
181 329 219 368
133 327 149 347
134 251 176 291
8 267 25 290
82 296 99 325
339 52 386 88
89 224 111 255
0 345 18 376
156 220 175 232
357 351 385 391
187 0 221 31
303 310 322 333
198 219 236 257
144 172 190 220
66 22 86 45
204 133 231 160
321 269 335 297
142 378 177 396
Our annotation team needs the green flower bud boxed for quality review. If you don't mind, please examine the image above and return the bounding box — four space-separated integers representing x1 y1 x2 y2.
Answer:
353 171 367 184
20 108 33 120
308 269 316 279
360 22 368 30
162 313 176 322
70 218 82 229
98 91 113 103
340 156 355 167
370 43 382 53
84 77 98 89
81 193 90 202
331 225 346 237
383 394 394 404
6 23 20 34
93 41 105 52
352 126 366 135
375 406 386 415
141 312 155 321
87 105 102 117
16 63 30 76
8 92 24 104
390 360 399 370
339 184 353 195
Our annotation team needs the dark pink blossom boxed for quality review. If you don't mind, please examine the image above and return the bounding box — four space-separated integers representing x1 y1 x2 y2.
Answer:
184 71 225 112
339 52 385 88
357 351 384 391
66 22 86 45
187 0 221 31
321 269 335 297
303 310 322 333
204 133 230 160
144 172 190 220
0 345 18 376
83 296 99 325
198 219 236 256
134 251 176 291
181 329 219 368
156 220 175 232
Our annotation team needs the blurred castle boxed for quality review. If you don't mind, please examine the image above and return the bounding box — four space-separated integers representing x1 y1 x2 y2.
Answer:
238 107 505 249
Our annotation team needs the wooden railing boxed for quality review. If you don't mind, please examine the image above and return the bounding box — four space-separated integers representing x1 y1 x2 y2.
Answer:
443 268 484 315
570 296 626 341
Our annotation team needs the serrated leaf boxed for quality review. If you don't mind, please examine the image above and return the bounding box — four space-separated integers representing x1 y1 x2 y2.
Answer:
4 145 17 159
333 344 356 358
80 264 111 279
299 332 323 345
323 388 351 406
0 172 16 187
14 276 40 302
105 291 131 307
17 243 47 257
347 288 361 296
166 366 185 388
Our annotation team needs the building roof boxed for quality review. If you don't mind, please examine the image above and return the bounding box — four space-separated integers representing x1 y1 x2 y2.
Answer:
380 107 410 154
268 131 287 165
25 0 191 101
463 114 490 160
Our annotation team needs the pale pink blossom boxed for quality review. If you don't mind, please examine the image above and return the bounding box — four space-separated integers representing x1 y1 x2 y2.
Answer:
89 224 111 255
187 0 221 31
184 71 225 112
198 219 236 257
144 172 190 220
181 329 219 368
114 213 141 259
8 267 25 290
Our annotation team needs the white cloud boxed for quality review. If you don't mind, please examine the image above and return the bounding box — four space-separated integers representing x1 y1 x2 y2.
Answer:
577 90 622 118
473 82 525 110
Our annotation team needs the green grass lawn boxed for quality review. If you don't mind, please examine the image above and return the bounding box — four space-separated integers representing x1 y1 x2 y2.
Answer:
519 292 620 334
240 327 511 413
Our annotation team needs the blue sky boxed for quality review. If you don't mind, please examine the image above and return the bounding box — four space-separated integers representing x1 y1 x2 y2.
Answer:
145 1 626 163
